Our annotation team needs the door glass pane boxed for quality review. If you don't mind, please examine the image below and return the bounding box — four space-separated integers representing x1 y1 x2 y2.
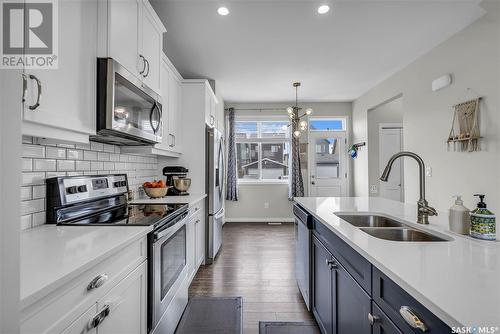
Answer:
161 225 186 300
261 143 290 180
235 121 258 139
237 143 259 179
310 119 345 131
114 73 157 134
315 138 339 178
261 121 289 138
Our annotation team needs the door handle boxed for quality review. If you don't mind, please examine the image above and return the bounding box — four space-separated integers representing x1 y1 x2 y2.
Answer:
144 58 150 77
325 259 338 270
28 74 42 110
368 313 381 326
22 74 27 103
139 54 146 75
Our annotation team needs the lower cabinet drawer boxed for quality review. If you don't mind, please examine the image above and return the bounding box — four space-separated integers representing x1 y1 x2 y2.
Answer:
372 267 451 334
371 302 402 334
21 237 147 334
188 200 204 219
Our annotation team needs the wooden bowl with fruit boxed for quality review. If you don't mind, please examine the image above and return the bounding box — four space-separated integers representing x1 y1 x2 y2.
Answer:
142 180 170 198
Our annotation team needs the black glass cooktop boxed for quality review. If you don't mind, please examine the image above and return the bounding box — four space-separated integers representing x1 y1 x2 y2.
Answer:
59 203 188 227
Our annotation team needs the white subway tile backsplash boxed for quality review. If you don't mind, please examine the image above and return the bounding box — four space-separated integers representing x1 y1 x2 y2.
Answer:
46 146 66 159
32 185 46 199
98 152 110 161
67 149 83 160
21 198 44 215
91 161 104 170
75 160 91 171
34 159 56 171
22 158 33 171
84 150 98 161
23 144 45 158
21 139 160 230
23 172 45 185
90 142 104 151
57 160 75 171
21 187 32 201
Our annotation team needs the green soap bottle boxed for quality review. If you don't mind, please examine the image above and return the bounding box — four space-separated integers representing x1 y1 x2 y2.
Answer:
470 194 496 240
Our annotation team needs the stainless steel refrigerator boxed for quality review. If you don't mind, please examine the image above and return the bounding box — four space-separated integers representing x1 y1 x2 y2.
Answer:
206 127 225 264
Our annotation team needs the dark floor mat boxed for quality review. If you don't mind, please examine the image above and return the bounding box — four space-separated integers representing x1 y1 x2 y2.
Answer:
175 297 242 334
259 321 320 334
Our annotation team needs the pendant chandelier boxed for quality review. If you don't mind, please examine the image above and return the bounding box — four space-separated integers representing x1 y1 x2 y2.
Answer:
286 82 312 137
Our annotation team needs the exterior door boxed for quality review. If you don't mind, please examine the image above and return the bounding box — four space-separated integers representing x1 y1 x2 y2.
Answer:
379 126 404 202
309 132 347 197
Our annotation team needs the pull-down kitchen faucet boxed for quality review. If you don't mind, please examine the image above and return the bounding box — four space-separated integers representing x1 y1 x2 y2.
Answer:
380 152 437 224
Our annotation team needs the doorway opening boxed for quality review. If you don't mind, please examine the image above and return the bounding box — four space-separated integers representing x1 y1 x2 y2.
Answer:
307 118 348 197
367 96 404 202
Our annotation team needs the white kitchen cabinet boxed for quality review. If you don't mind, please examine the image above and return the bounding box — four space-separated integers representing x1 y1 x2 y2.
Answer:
95 261 147 334
60 304 98 334
186 216 197 281
194 213 205 267
98 0 165 94
140 2 163 93
204 85 218 128
22 0 97 144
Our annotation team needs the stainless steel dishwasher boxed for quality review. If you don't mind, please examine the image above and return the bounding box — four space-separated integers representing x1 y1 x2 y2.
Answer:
294 203 312 311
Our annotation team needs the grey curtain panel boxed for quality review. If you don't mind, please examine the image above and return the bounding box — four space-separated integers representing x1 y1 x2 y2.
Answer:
289 111 304 199
226 108 238 201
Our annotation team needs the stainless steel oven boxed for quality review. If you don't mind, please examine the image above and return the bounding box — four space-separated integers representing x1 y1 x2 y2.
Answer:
150 210 189 333
94 58 163 146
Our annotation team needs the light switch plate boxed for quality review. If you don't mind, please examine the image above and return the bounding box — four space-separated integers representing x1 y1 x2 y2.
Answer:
425 167 432 177
370 185 378 194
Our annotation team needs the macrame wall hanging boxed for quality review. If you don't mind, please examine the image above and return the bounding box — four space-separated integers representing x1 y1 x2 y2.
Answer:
447 91 482 152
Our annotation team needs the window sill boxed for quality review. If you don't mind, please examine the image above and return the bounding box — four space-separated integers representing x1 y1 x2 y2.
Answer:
238 180 289 185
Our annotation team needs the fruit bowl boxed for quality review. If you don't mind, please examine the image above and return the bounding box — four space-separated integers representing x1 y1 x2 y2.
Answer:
143 187 168 198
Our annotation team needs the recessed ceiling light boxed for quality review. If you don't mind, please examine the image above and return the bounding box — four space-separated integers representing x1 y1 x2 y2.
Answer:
217 7 229 16
317 5 330 14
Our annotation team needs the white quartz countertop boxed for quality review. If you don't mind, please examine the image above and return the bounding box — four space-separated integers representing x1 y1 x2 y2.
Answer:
129 193 207 206
294 197 500 328
20 224 152 309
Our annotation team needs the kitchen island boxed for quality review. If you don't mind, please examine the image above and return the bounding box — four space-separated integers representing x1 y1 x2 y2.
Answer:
294 196 500 332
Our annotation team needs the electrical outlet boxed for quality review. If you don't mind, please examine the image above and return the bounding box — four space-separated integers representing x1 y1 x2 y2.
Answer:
264 202 270 209
425 167 432 177
370 185 378 194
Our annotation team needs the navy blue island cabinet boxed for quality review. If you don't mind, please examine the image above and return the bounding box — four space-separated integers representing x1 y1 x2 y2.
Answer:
308 216 452 334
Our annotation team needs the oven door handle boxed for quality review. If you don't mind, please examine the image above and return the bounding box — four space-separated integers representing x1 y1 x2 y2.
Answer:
154 212 188 240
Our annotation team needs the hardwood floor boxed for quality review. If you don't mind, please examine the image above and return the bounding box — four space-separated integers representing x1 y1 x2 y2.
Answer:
189 222 317 334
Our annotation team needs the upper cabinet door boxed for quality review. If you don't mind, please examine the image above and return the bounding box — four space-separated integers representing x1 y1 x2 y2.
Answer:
140 2 163 94
155 59 171 151
22 0 97 140
107 0 141 77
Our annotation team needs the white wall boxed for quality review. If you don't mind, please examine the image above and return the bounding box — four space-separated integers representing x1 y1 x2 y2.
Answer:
367 97 403 197
353 1 500 213
225 102 352 222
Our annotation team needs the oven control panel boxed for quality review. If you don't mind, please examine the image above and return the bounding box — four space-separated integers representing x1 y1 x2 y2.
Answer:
47 174 129 206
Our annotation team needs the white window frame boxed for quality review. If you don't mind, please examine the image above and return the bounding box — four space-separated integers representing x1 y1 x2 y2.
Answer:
235 116 291 184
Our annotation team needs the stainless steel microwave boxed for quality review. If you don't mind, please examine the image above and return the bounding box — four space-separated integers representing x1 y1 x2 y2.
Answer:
92 58 162 146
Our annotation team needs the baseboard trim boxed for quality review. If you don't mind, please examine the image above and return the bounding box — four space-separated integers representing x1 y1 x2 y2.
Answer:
225 217 294 223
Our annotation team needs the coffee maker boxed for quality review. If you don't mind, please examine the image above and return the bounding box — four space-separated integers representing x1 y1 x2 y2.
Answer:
163 166 189 196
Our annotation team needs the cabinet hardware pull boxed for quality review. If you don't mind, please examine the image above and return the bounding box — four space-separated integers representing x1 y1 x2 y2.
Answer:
172 134 176 147
325 259 338 270
311 181 315 185
400 306 428 332
139 54 146 74
196 219 200 223
368 313 381 325
22 74 27 103
87 304 110 330
87 274 108 291
144 58 150 77
28 74 42 110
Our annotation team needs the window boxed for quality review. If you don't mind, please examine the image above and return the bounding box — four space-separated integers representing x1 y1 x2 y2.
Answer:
309 118 346 131
235 120 290 182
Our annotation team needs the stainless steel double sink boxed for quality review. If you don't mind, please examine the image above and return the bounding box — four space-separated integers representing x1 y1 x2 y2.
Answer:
335 214 450 242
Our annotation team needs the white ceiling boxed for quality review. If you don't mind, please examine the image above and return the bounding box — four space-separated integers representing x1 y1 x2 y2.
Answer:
150 0 484 102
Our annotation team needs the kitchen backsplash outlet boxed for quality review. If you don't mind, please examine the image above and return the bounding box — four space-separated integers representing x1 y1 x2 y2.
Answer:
21 136 159 230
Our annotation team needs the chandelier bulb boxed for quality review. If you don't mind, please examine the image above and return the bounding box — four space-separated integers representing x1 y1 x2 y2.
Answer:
286 107 293 114
306 108 313 115
293 130 301 138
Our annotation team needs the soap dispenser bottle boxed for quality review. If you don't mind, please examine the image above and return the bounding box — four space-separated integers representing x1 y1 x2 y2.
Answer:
449 195 470 235
470 194 496 240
